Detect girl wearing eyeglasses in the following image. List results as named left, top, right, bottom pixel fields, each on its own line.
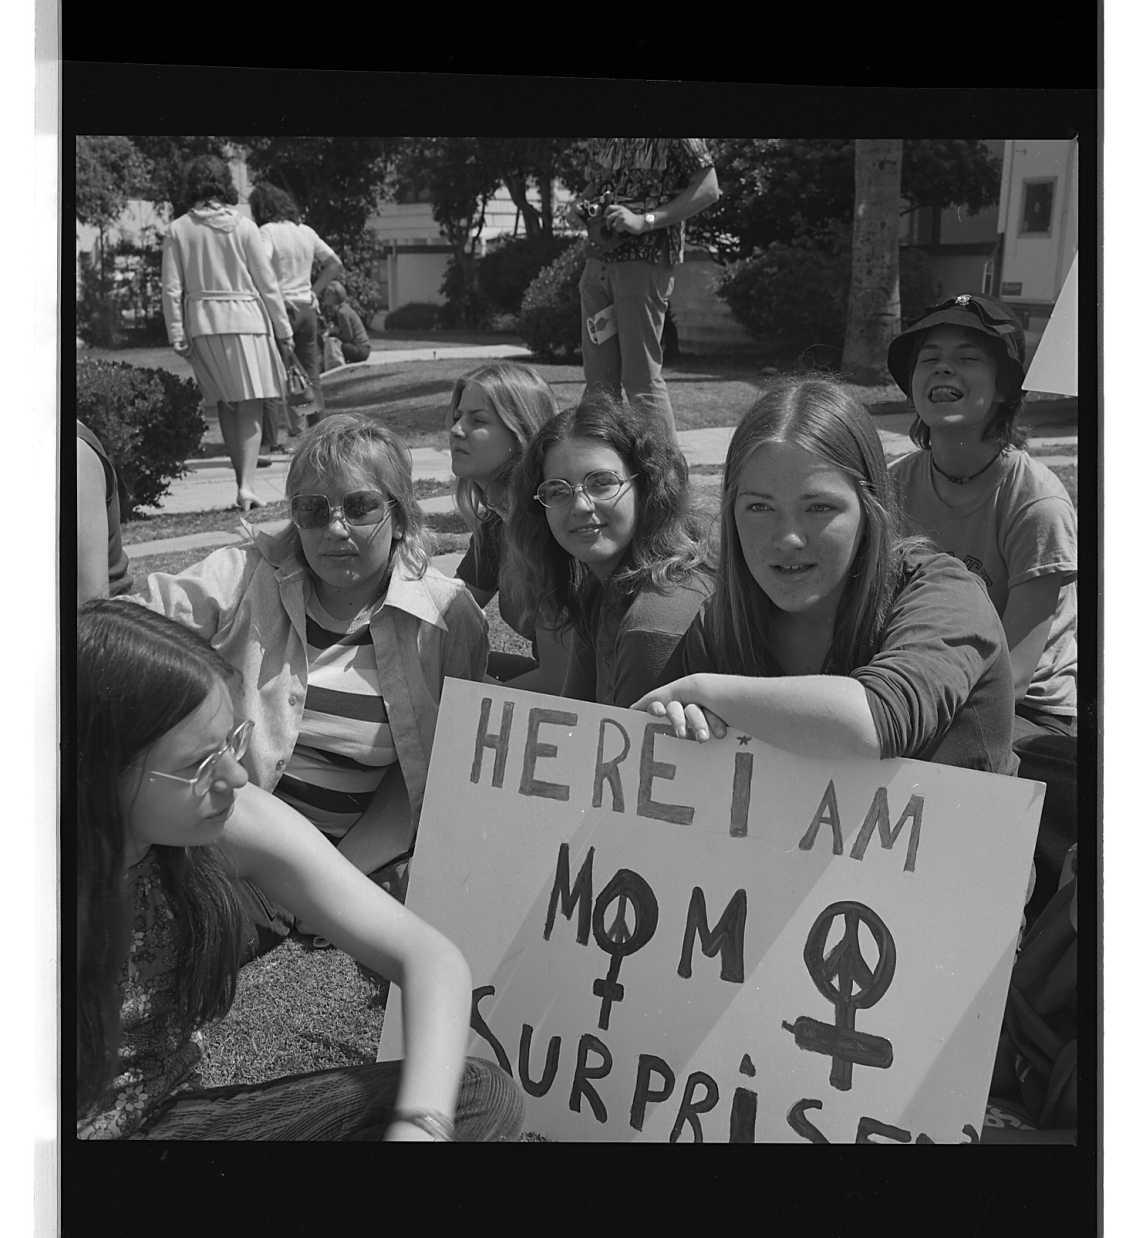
left=129, top=413, right=488, bottom=917
left=448, top=362, right=569, bottom=692
left=631, top=379, right=1017, bottom=776
left=76, top=600, right=522, bottom=1141
left=506, top=392, right=715, bottom=709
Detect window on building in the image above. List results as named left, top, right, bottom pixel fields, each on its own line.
left=1019, top=179, right=1056, bottom=237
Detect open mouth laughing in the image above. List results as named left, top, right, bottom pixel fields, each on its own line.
left=927, top=385, right=964, bottom=403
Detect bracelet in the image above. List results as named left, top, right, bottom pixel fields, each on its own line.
left=390, top=1109, right=455, bottom=1141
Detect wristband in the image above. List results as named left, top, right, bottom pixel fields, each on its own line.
left=390, top=1109, right=455, bottom=1141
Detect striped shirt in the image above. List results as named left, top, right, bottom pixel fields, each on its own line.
left=274, top=595, right=397, bottom=837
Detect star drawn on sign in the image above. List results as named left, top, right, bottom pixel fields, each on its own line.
left=737, top=735, right=752, bottom=745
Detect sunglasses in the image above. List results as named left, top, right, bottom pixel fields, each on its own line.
left=533, top=470, right=638, bottom=509
left=127, top=720, right=255, bottom=797
left=291, top=491, right=392, bottom=529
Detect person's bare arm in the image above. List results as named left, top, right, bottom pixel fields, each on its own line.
left=604, top=166, right=721, bottom=236
left=1001, top=574, right=1065, bottom=702
left=77, top=439, right=110, bottom=605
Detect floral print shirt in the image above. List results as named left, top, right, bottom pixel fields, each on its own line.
left=77, top=851, right=205, bottom=1140
left=584, top=138, right=715, bottom=265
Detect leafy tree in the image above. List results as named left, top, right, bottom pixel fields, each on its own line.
left=233, top=136, right=398, bottom=248
left=75, top=136, right=149, bottom=230
left=127, top=135, right=230, bottom=217
left=689, top=138, right=1002, bottom=260
left=478, top=139, right=589, bottom=239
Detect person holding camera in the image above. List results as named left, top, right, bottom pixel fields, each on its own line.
left=572, top=139, right=719, bottom=441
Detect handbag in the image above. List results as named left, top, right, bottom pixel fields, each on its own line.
left=286, top=358, right=315, bottom=408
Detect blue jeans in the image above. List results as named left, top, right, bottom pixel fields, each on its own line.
left=136, top=1056, right=524, bottom=1141
left=579, top=257, right=676, bottom=437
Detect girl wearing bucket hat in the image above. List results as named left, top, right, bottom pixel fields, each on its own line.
left=888, top=294, right=1077, bottom=925
left=886, top=293, right=1077, bottom=748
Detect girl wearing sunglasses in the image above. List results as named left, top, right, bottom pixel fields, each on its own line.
left=77, top=600, right=522, bottom=1141
left=506, top=392, right=715, bottom=709
left=130, top=413, right=488, bottom=920
left=632, top=379, right=1017, bottom=776
left=449, top=362, right=569, bottom=692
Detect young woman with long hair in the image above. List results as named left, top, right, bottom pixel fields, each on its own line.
left=77, top=600, right=522, bottom=1140
left=131, top=414, right=488, bottom=912
left=448, top=361, right=568, bottom=690
left=506, top=391, right=715, bottom=709
left=633, top=378, right=1017, bottom=773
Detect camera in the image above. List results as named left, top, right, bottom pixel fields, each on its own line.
left=576, top=191, right=615, bottom=221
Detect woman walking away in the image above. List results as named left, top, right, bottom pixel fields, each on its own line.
left=448, top=362, right=567, bottom=690
left=76, top=600, right=523, bottom=1140
left=634, top=377, right=1017, bottom=775
left=508, top=392, right=715, bottom=709
left=161, top=155, right=295, bottom=512
left=249, top=182, right=343, bottom=443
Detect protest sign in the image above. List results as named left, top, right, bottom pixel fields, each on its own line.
left=380, top=680, right=1043, bottom=1143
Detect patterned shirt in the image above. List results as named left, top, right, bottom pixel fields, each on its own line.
left=585, top=138, right=715, bottom=265
left=77, top=851, right=206, bottom=1140
left=274, top=594, right=399, bottom=838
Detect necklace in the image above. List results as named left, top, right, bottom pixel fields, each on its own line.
left=930, top=451, right=1003, bottom=485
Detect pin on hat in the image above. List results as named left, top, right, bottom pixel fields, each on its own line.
left=887, top=293, right=1027, bottom=397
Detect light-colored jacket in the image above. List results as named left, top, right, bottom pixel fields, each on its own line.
left=161, top=208, right=293, bottom=345
left=129, top=527, right=489, bottom=826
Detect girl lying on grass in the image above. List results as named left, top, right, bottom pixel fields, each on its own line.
left=507, top=392, right=715, bottom=709
left=77, top=601, right=523, bottom=1140
left=632, top=378, right=1017, bottom=774
left=129, top=414, right=488, bottom=919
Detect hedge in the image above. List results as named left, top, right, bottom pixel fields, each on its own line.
left=517, top=238, right=589, bottom=360
left=76, top=360, right=206, bottom=518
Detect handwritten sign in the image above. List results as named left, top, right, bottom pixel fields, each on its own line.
left=379, top=681, right=1043, bottom=1143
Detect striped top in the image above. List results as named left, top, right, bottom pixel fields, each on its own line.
left=274, top=594, right=397, bottom=837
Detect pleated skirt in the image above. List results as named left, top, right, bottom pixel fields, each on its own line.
left=189, top=333, right=285, bottom=406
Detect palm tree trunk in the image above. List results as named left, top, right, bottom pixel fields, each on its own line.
left=843, top=139, right=904, bottom=384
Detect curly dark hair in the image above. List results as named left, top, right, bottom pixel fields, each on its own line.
left=181, top=155, right=238, bottom=209
left=505, top=392, right=714, bottom=638
left=248, top=181, right=302, bottom=227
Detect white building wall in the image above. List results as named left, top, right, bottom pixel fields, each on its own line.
left=998, top=140, right=1078, bottom=304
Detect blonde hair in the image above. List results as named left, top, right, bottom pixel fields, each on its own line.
left=285, top=413, right=433, bottom=578
left=448, top=362, right=558, bottom=536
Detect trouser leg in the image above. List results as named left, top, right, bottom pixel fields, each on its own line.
left=608, top=259, right=676, bottom=439
left=579, top=258, right=622, bottom=398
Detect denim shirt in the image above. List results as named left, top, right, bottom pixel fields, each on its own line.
left=129, top=527, right=489, bottom=825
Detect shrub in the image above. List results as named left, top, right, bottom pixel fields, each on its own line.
left=479, top=235, right=576, bottom=318
left=517, top=238, right=589, bottom=361
left=384, top=301, right=442, bottom=332
left=76, top=360, right=206, bottom=518
left=438, top=256, right=491, bottom=330
left=334, top=231, right=386, bottom=328
left=717, top=241, right=943, bottom=355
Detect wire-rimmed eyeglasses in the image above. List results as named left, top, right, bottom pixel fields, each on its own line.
left=533, top=470, right=638, bottom=509
left=127, top=720, right=255, bottom=797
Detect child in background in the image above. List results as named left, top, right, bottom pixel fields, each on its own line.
left=886, top=294, right=1077, bottom=919
left=77, top=601, right=522, bottom=1141
left=634, top=378, right=1017, bottom=775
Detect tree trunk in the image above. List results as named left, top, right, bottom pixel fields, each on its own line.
left=843, top=139, right=903, bottom=384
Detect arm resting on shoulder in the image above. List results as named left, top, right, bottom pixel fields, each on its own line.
left=77, top=439, right=110, bottom=605
left=632, top=672, right=881, bottom=759
left=1002, top=573, right=1065, bottom=701
left=224, top=784, right=472, bottom=1137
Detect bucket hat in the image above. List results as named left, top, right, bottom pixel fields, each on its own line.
left=887, top=293, right=1027, bottom=397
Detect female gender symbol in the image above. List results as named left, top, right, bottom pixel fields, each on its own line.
left=591, top=870, right=659, bottom=1030
left=782, top=900, right=896, bottom=1091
